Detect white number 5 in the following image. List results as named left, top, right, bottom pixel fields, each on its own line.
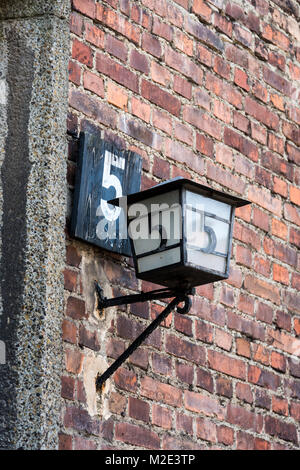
left=99, top=150, right=123, bottom=222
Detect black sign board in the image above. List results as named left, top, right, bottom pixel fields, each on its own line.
left=71, top=132, right=142, bottom=256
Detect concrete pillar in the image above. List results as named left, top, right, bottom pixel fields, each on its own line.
left=0, top=0, right=70, bottom=449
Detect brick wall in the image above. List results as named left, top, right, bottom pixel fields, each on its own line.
left=60, top=0, right=300, bottom=450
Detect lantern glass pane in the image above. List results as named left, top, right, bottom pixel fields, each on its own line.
left=185, top=190, right=232, bottom=275
left=128, top=190, right=182, bottom=273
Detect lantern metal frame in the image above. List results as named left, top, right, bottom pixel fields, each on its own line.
left=95, top=178, right=250, bottom=390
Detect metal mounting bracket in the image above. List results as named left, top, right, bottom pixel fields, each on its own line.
left=95, top=283, right=194, bottom=390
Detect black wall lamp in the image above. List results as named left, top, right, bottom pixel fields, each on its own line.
left=96, top=178, right=249, bottom=390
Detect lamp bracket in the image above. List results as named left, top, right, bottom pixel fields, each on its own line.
left=95, top=282, right=195, bottom=311
left=95, top=283, right=195, bottom=390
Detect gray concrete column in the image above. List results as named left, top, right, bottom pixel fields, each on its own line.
left=0, top=0, right=70, bottom=449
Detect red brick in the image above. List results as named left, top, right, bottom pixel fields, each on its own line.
left=141, top=376, right=182, bottom=407
left=79, top=326, right=100, bottom=351
left=176, top=413, right=193, bottom=435
left=152, top=109, right=172, bottom=135
left=196, top=44, right=213, bottom=67
left=245, top=96, right=279, bottom=131
left=114, top=367, right=138, bottom=392
left=244, top=275, right=280, bottom=305
left=236, top=338, right=251, bottom=358
left=83, top=71, right=104, bottom=98
left=109, top=392, right=126, bottom=415
left=165, top=139, right=204, bottom=174
left=226, top=404, right=258, bottom=431
left=96, top=53, right=138, bottom=92
left=152, top=404, right=172, bottom=429
left=141, top=79, right=181, bottom=116
left=166, top=333, right=205, bottom=364
left=106, top=34, right=128, bottom=62
left=236, top=382, right=253, bottom=404
left=265, top=416, right=298, bottom=445
left=253, top=254, right=271, bottom=277
left=185, top=15, right=224, bottom=52
left=174, top=31, right=193, bottom=56
left=284, top=203, right=300, bottom=227
left=216, top=376, right=233, bottom=398
left=107, top=82, right=128, bottom=110
left=128, top=397, right=150, bottom=422
left=62, top=319, right=77, bottom=344
left=214, top=12, right=232, bottom=37
left=282, top=120, right=300, bottom=146
left=263, top=66, right=290, bottom=95
left=213, top=99, right=231, bottom=124
left=152, top=156, right=170, bottom=179
left=174, top=122, right=193, bottom=145
left=228, top=311, right=265, bottom=341
left=196, top=368, right=213, bottom=393
left=152, top=353, right=172, bottom=376
left=59, top=433, right=72, bottom=450
left=252, top=80, right=268, bottom=103
left=248, top=186, right=282, bottom=217
left=152, top=16, right=173, bottom=42
left=130, top=49, right=149, bottom=74
left=217, top=426, right=234, bottom=446
left=151, top=61, right=171, bottom=87
left=234, top=68, right=250, bottom=91
left=215, top=143, right=233, bottom=167
left=173, top=76, right=192, bottom=99
left=253, top=344, right=269, bottom=365
left=192, top=0, right=212, bottom=22
left=73, top=437, right=97, bottom=450
left=290, top=186, right=300, bottom=207
left=61, top=376, right=75, bottom=401
left=273, top=177, right=288, bottom=198
left=248, top=365, right=280, bottom=391
left=252, top=207, right=269, bottom=231
left=96, top=5, right=140, bottom=44
left=142, top=32, right=162, bottom=58
left=233, top=222, right=261, bottom=251
left=206, top=72, right=243, bottom=109
left=131, top=97, right=151, bottom=123
left=195, top=319, right=213, bottom=343
left=176, top=361, right=193, bottom=384
left=238, top=294, right=254, bottom=316
left=236, top=245, right=252, bottom=267
left=224, top=128, right=258, bottom=161
left=251, top=122, right=267, bottom=145
left=70, top=12, right=83, bottom=36
left=214, top=328, right=232, bottom=351
left=233, top=111, right=250, bottom=135
left=65, top=349, right=84, bottom=375
left=165, top=47, right=203, bottom=85
left=207, top=162, right=246, bottom=195
left=214, top=56, right=231, bottom=80
left=66, top=296, right=86, bottom=320
left=184, top=390, right=225, bottom=420
left=115, top=422, right=160, bottom=449
left=271, top=351, right=286, bottom=373
left=196, top=417, right=217, bottom=443
left=69, top=88, right=118, bottom=128
left=72, top=39, right=93, bottom=67
left=85, top=23, right=105, bottom=48
left=72, top=0, right=95, bottom=19
left=208, top=349, right=246, bottom=380
left=69, top=60, right=81, bottom=85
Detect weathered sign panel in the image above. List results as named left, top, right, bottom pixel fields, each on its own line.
left=71, top=132, right=142, bottom=256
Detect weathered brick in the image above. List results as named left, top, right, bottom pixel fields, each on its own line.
left=72, top=0, right=95, bottom=18
left=141, top=376, right=182, bottom=407
left=115, top=422, right=160, bottom=449
left=265, top=416, right=298, bottom=445
left=184, top=390, right=225, bottom=420
left=128, top=397, right=150, bottom=423
left=141, top=79, right=181, bottom=116
left=96, top=4, right=140, bottom=44
left=152, top=404, right=172, bottom=429
left=166, top=333, right=205, bottom=364
left=208, top=349, right=246, bottom=380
